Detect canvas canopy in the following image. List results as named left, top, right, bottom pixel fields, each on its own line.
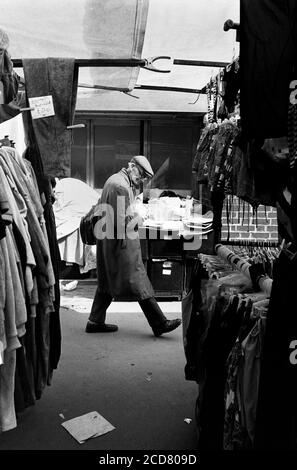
left=0, top=0, right=239, bottom=112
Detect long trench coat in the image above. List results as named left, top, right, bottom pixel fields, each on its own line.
left=94, top=168, right=154, bottom=300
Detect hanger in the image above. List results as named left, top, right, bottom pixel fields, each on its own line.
left=221, top=239, right=280, bottom=248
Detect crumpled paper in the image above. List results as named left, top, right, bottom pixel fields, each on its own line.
left=61, top=411, right=115, bottom=444
left=184, top=418, right=192, bottom=424
left=61, top=280, right=78, bottom=291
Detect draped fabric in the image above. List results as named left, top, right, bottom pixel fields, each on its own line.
left=0, top=0, right=149, bottom=93
left=255, top=246, right=297, bottom=450
left=240, top=0, right=297, bottom=139
left=0, top=48, right=21, bottom=124
left=0, top=145, right=61, bottom=432
left=241, top=0, right=297, bottom=247
left=183, top=248, right=280, bottom=450
left=23, top=58, right=78, bottom=178
left=21, top=140, right=62, bottom=377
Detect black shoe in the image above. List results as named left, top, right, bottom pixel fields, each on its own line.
left=153, top=319, right=181, bottom=337
left=85, top=322, right=118, bottom=333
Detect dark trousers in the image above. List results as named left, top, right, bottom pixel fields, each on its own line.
left=89, top=287, right=167, bottom=329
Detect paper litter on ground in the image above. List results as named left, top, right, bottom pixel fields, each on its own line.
left=60, top=295, right=93, bottom=312
left=184, top=418, right=192, bottom=424
left=61, top=280, right=78, bottom=291
left=61, top=411, right=115, bottom=444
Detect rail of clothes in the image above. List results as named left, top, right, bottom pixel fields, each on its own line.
left=0, top=144, right=61, bottom=434
left=182, top=242, right=297, bottom=450
left=205, top=57, right=240, bottom=126
left=192, top=118, right=290, bottom=214
left=194, top=53, right=290, bottom=214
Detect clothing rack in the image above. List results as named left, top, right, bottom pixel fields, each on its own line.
left=223, top=19, right=240, bottom=32
left=219, top=239, right=280, bottom=248
left=12, top=58, right=154, bottom=69
left=173, top=59, right=229, bottom=68
left=223, top=19, right=240, bottom=42
left=134, top=84, right=205, bottom=94
left=215, top=243, right=251, bottom=278
left=12, top=57, right=229, bottom=71
left=11, top=57, right=232, bottom=96
left=215, top=243, right=273, bottom=297
left=80, top=82, right=206, bottom=95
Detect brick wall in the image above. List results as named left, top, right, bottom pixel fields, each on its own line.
left=220, top=196, right=279, bottom=242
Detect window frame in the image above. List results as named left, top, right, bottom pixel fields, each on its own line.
left=72, top=111, right=203, bottom=189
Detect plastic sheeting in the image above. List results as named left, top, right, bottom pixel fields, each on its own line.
left=0, top=0, right=148, bottom=91
left=0, top=0, right=239, bottom=112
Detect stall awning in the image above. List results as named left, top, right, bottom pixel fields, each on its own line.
left=0, top=0, right=239, bottom=113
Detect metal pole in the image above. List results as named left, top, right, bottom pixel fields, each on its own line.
left=12, top=58, right=148, bottom=68
left=12, top=58, right=229, bottom=69
left=134, top=84, right=204, bottom=94
left=173, top=59, right=229, bottom=68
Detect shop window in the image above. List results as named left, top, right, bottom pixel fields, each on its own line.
left=94, top=120, right=141, bottom=188
left=149, top=121, right=197, bottom=193
left=71, top=124, right=88, bottom=182
left=70, top=115, right=201, bottom=192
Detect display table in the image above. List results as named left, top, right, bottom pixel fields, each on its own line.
left=138, top=218, right=215, bottom=300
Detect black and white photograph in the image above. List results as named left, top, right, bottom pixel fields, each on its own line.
left=0, top=0, right=296, bottom=465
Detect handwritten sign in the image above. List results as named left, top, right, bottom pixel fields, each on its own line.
left=28, top=95, right=55, bottom=120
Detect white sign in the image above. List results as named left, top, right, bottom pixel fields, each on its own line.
left=162, top=269, right=171, bottom=276
left=28, top=95, right=55, bottom=120
left=289, top=340, right=297, bottom=365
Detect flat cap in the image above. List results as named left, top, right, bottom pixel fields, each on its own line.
left=131, top=155, right=154, bottom=177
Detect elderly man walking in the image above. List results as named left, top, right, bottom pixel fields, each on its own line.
left=85, top=155, right=181, bottom=337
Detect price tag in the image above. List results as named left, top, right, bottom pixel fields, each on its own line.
left=29, top=95, right=55, bottom=120
left=162, top=269, right=171, bottom=276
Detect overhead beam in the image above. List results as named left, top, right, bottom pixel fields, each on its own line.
left=12, top=58, right=230, bottom=69
left=11, top=58, right=148, bottom=68
left=134, top=84, right=205, bottom=94
left=173, top=59, right=229, bottom=68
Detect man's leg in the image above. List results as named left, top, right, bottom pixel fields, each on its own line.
left=138, top=297, right=181, bottom=337
left=85, top=288, right=118, bottom=333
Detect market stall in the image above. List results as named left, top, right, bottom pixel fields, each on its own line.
left=3, top=0, right=296, bottom=456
